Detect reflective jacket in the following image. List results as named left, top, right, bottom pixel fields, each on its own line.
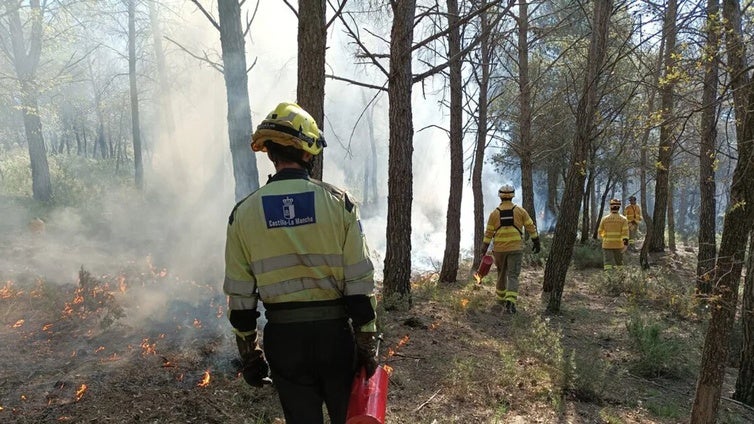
left=598, top=212, right=629, bottom=249
left=224, top=168, right=376, bottom=332
left=624, top=204, right=642, bottom=223
left=483, top=201, right=539, bottom=252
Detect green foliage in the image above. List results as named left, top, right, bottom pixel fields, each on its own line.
left=563, top=347, right=611, bottom=403
left=572, top=241, right=604, bottom=270
left=625, top=312, right=686, bottom=378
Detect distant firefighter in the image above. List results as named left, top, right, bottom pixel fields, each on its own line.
left=623, top=196, right=642, bottom=251
left=28, top=217, right=45, bottom=235
left=598, top=199, right=629, bottom=271
left=479, top=184, right=540, bottom=314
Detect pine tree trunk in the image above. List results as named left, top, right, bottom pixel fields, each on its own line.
left=297, top=0, right=326, bottom=180
left=543, top=0, right=612, bottom=307
left=517, top=0, right=536, bottom=228
left=218, top=0, right=259, bottom=201
left=383, top=0, right=416, bottom=302
left=439, top=0, right=463, bottom=283
left=128, top=0, right=143, bottom=190
left=734, top=231, right=754, bottom=405
left=649, top=0, right=678, bottom=252
left=691, top=1, right=754, bottom=420
left=471, top=2, right=491, bottom=271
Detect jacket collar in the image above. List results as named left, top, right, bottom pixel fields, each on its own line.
left=267, top=168, right=309, bottom=183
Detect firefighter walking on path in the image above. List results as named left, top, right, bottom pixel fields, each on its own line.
left=223, top=102, right=378, bottom=424
left=599, top=198, right=630, bottom=271
left=623, top=195, right=642, bottom=251
left=480, top=184, right=540, bottom=314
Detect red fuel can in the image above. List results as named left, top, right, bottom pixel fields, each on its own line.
left=476, top=254, right=494, bottom=278
left=346, top=365, right=389, bottom=424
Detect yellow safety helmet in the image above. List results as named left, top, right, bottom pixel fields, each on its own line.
left=251, top=102, right=326, bottom=156
left=498, top=184, right=515, bottom=199
left=609, top=198, right=621, bottom=208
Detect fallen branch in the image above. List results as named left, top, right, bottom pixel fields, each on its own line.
left=413, top=388, right=442, bottom=412
left=721, top=396, right=754, bottom=414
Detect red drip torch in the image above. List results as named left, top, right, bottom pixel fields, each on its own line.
left=475, top=254, right=494, bottom=278
left=346, top=335, right=388, bottom=424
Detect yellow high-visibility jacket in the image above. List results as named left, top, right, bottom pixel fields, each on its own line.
left=624, top=204, right=642, bottom=223
left=598, top=212, right=629, bottom=249
left=224, top=169, right=376, bottom=332
left=483, top=201, right=539, bottom=252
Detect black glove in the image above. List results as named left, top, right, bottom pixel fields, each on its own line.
left=623, top=239, right=629, bottom=246
left=355, top=332, right=378, bottom=378
left=236, top=333, right=269, bottom=387
left=532, top=238, right=541, bottom=254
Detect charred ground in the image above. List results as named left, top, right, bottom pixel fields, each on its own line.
left=1, top=222, right=753, bottom=423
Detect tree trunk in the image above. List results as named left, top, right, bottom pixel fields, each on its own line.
left=580, top=167, right=594, bottom=244
left=471, top=1, right=491, bottom=270
left=5, top=0, right=52, bottom=202
left=667, top=170, right=676, bottom=251
left=649, top=0, right=678, bottom=252
left=439, top=0, right=463, bottom=283
left=691, top=1, right=754, bottom=421
left=545, top=164, right=559, bottom=233
left=383, top=0, right=416, bottom=302
left=543, top=0, right=612, bottom=306
left=517, top=0, right=536, bottom=228
left=734, top=230, right=754, bottom=405
left=698, top=1, right=724, bottom=290
left=128, top=0, right=144, bottom=190
left=297, top=0, right=326, bottom=180
left=218, top=0, right=259, bottom=202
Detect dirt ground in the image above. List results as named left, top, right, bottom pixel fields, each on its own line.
left=2, top=232, right=754, bottom=423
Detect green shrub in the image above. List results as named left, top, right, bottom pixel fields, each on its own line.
left=572, top=241, right=603, bottom=270
left=625, top=313, right=686, bottom=378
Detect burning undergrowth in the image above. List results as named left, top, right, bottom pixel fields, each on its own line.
left=0, top=259, right=281, bottom=423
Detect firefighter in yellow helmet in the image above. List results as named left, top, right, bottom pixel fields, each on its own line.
left=480, top=184, right=540, bottom=314
left=223, top=102, right=378, bottom=424
left=598, top=199, right=629, bottom=270
left=623, top=195, right=642, bottom=251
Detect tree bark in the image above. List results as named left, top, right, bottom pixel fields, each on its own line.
left=218, top=0, right=259, bottom=201
left=128, top=0, right=144, bottom=190
left=297, top=0, right=327, bottom=180
left=543, top=0, right=612, bottom=308
left=383, top=0, right=416, bottom=301
left=648, top=0, right=678, bottom=252
left=471, top=1, right=491, bottom=270
left=734, top=230, right=754, bottom=405
left=691, top=1, right=754, bottom=421
left=517, top=0, right=536, bottom=228
left=5, top=0, right=52, bottom=201
left=439, top=0, right=463, bottom=283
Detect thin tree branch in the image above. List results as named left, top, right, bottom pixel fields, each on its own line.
left=325, top=73, right=388, bottom=91
left=164, top=35, right=223, bottom=73
left=188, top=0, right=220, bottom=31
left=325, top=0, right=348, bottom=30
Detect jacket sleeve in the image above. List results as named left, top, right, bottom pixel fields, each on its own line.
left=341, top=198, right=377, bottom=333
left=483, top=209, right=498, bottom=244
left=223, top=209, right=259, bottom=335
left=598, top=217, right=606, bottom=239
left=519, top=208, right=539, bottom=239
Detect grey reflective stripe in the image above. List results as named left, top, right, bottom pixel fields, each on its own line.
left=344, top=279, right=374, bottom=296
left=258, top=276, right=341, bottom=298
left=228, top=295, right=258, bottom=310
left=224, top=276, right=256, bottom=297
left=343, top=258, right=373, bottom=280
left=251, top=253, right=344, bottom=274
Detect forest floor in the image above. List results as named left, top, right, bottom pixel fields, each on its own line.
left=1, top=213, right=754, bottom=423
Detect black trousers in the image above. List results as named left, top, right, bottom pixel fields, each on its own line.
left=263, top=318, right=355, bottom=424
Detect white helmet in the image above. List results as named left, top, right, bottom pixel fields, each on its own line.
left=498, top=184, right=515, bottom=199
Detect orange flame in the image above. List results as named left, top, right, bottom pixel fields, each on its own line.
left=397, top=335, right=410, bottom=348
left=12, top=319, right=24, bottom=328
left=75, top=384, right=87, bottom=401
left=95, top=346, right=105, bottom=354
left=118, top=275, right=127, bottom=293
left=0, top=281, right=16, bottom=299
left=21, top=394, right=27, bottom=401
left=193, top=319, right=202, bottom=328
left=383, top=364, right=394, bottom=375
left=141, top=338, right=157, bottom=356
left=474, top=273, right=482, bottom=284
left=197, top=370, right=211, bottom=387
left=42, top=323, right=53, bottom=331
